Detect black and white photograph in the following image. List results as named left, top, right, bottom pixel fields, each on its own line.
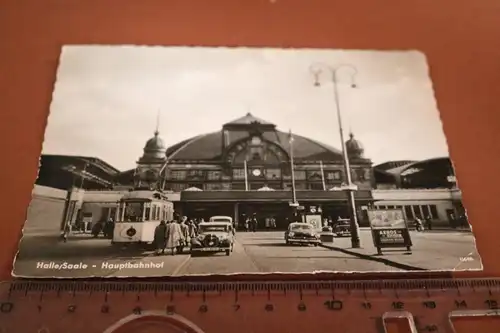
left=13, top=46, right=482, bottom=278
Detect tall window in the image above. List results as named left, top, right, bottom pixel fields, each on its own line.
left=412, top=205, right=422, bottom=219
left=421, top=205, right=430, bottom=219
left=150, top=205, right=156, bottom=220
left=169, top=170, right=186, bottom=180
left=404, top=206, right=414, bottom=220
left=232, top=168, right=245, bottom=180
left=429, top=205, right=438, bottom=219
left=249, top=136, right=263, bottom=160
left=207, top=171, right=221, bottom=180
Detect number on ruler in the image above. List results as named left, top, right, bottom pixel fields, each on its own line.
left=485, top=299, right=498, bottom=309
left=233, top=304, right=241, bottom=311
left=198, top=304, right=208, bottom=313
left=132, top=306, right=142, bottom=315
left=392, top=301, right=404, bottom=310
left=423, top=301, right=436, bottom=309
left=297, top=302, right=306, bottom=311
left=324, top=300, right=343, bottom=311
left=67, top=305, right=77, bottom=313
left=100, top=305, right=110, bottom=313
left=361, top=302, right=372, bottom=309
left=265, top=304, right=274, bottom=312
left=455, top=300, right=467, bottom=309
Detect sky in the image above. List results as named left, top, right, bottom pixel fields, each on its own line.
left=42, top=46, right=450, bottom=171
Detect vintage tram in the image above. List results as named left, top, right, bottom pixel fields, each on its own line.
left=111, top=190, right=174, bottom=247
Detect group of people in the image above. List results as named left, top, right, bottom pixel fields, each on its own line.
left=91, top=218, right=115, bottom=239
left=415, top=216, right=433, bottom=232
left=153, top=216, right=198, bottom=255
left=241, top=215, right=277, bottom=232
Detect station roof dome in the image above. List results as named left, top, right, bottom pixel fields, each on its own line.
left=165, top=113, right=346, bottom=162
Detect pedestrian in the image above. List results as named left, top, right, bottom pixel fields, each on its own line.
left=165, top=219, right=182, bottom=255
left=103, top=217, right=115, bottom=239
left=91, top=221, right=103, bottom=238
left=425, top=216, right=433, bottom=231
left=187, top=219, right=197, bottom=238
left=244, top=217, right=250, bottom=232
left=251, top=214, right=258, bottom=232
left=153, top=220, right=167, bottom=255
left=60, top=220, right=71, bottom=243
left=177, top=216, right=189, bottom=254
left=415, top=217, right=424, bottom=232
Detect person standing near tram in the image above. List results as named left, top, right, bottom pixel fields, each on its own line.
left=165, top=219, right=183, bottom=255
left=153, top=220, right=167, bottom=255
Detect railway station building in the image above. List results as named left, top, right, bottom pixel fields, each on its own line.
left=114, top=113, right=375, bottom=228
left=33, top=114, right=465, bottom=232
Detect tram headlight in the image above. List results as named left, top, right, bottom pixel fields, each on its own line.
left=288, top=232, right=295, bottom=237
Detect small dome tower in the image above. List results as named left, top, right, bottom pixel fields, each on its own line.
left=345, top=132, right=364, bottom=159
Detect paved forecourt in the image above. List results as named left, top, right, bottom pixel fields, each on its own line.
left=321, top=229, right=482, bottom=271
left=12, top=228, right=480, bottom=278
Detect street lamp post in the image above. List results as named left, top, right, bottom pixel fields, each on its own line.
left=309, top=63, right=361, bottom=248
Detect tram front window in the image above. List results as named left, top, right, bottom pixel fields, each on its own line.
left=123, top=202, right=144, bottom=222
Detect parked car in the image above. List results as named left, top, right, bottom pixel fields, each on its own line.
left=209, top=215, right=233, bottom=223
left=209, top=215, right=235, bottom=229
left=333, top=219, right=351, bottom=237
left=190, top=222, right=235, bottom=256
left=285, top=222, right=321, bottom=246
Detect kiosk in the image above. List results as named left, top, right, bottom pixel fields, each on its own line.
left=367, top=208, right=412, bottom=255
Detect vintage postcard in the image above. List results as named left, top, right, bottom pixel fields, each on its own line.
left=12, top=46, right=482, bottom=278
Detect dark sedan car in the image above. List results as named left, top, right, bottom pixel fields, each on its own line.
left=285, top=222, right=321, bottom=246
left=333, top=219, right=351, bottom=237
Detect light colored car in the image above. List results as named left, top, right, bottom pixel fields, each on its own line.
left=209, top=215, right=235, bottom=230
left=191, top=222, right=235, bottom=256
left=209, top=215, right=233, bottom=223
left=285, top=222, right=321, bottom=246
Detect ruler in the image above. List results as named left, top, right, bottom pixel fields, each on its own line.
left=1, top=279, right=500, bottom=333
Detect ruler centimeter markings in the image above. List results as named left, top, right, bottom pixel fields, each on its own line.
left=1, top=279, right=500, bottom=333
